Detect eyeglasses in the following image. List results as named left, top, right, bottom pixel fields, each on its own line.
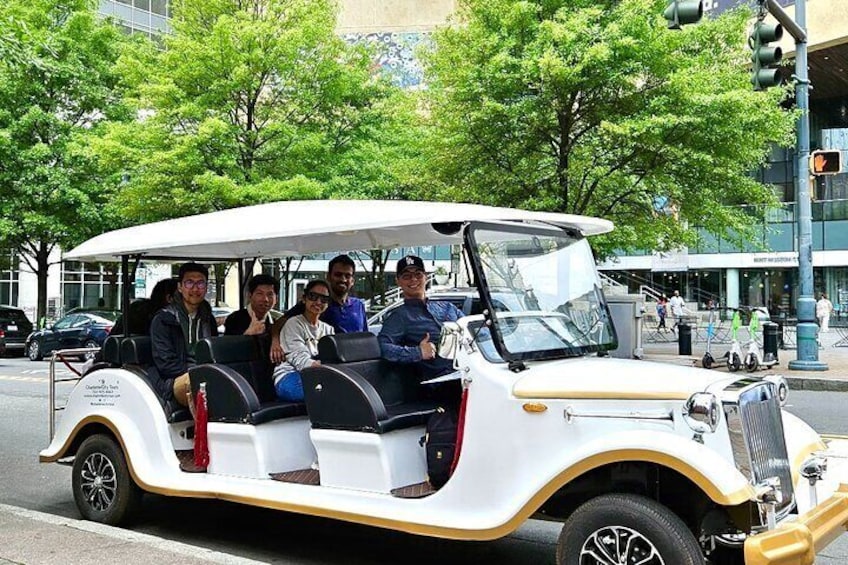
left=181, top=279, right=208, bottom=290
left=304, top=291, right=331, bottom=304
left=399, top=270, right=426, bottom=281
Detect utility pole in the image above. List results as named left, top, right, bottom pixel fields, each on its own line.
left=762, top=0, right=827, bottom=370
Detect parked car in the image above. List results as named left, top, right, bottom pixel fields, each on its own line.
left=26, top=312, right=115, bottom=361
left=368, top=287, right=525, bottom=334
left=0, top=305, right=34, bottom=357
left=212, top=307, right=235, bottom=334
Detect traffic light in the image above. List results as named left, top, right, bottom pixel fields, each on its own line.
left=750, top=21, right=784, bottom=90
left=664, top=0, right=703, bottom=30
left=810, top=150, right=843, bottom=175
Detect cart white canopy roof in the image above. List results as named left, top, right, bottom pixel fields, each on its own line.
left=65, top=200, right=614, bottom=262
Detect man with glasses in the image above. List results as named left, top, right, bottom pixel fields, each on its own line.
left=378, top=255, right=463, bottom=380
left=269, top=254, right=367, bottom=363
left=224, top=274, right=279, bottom=336
left=150, top=262, right=218, bottom=407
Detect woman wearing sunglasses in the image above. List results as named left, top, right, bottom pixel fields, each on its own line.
left=272, top=279, right=334, bottom=402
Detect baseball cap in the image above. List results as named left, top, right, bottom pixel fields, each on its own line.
left=397, top=255, right=426, bottom=275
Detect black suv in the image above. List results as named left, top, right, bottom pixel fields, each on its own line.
left=0, top=305, right=34, bottom=357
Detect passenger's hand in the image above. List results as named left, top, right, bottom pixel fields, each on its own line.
left=270, top=341, right=285, bottom=364
left=419, top=333, right=436, bottom=360
left=244, top=318, right=266, bottom=336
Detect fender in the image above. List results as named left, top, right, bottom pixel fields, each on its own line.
left=39, top=368, right=194, bottom=491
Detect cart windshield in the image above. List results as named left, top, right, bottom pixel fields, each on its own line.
left=468, top=224, right=617, bottom=362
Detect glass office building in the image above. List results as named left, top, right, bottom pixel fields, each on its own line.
left=98, top=0, right=171, bottom=38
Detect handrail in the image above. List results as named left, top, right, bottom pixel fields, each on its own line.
left=598, top=272, right=626, bottom=290
left=363, top=273, right=438, bottom=310
left=48, top=347, right=97, bottom=441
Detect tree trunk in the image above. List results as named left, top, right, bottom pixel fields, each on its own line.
left=35, top=242, right=50, bottom=328
left=358, top=250, right=390, bottom=307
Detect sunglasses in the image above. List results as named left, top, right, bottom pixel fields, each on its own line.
left=304, top=291, right=331, bottom=304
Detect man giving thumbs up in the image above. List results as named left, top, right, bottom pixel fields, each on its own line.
left=378, top=255, right=463, bottom=380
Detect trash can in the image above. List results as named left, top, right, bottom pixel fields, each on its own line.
left=763, top=322, right=779, bottom=363
left=678, top=323, right=692, bottom=356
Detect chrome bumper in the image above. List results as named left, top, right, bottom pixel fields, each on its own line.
left=744, top=484, right=848, bottom=565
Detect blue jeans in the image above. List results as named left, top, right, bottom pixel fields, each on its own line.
left=275, top=371, right=304, bottom=402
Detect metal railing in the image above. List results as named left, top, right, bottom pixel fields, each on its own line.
left=363, top=273, right=439, bottom=311
left=48, top=347, right=98, bottom=441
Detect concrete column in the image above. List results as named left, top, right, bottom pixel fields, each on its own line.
left=726, top=268, right=740, bottom=309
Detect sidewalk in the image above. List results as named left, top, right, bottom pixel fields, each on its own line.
left=0, top=504, right=267, bottom=565
left=642, top=328, right=848, bottom=392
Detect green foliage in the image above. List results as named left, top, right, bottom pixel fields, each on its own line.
left=0, top=2, right=130, bottom=246
left=0, top=0, right=133, bottom=319
left=421, top=0, right=797, bottom=256
left=98, top=0, right=405, bottom=222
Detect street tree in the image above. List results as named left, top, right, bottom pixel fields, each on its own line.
left=96, top=0, right=396, bottom=225
left=0, top=0, right=132, bottom=323
left=421, top=0, right=797, bottom=257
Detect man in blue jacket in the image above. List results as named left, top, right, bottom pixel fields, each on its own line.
left=378, top=255, right=463, bottom=380
left=150, top=262, right=218, bottom=407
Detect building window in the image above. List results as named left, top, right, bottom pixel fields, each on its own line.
left=61, top=262, right=123, bottom=312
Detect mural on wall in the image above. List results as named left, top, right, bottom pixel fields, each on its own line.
left=344, top=32, right=431, bottom=89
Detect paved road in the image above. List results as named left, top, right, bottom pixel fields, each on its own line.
left=2, top=356, right=848, bottom=564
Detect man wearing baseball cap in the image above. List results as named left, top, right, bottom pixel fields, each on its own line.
left=378, top=255, right=463, bottom=380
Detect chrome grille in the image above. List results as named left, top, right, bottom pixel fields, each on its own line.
left=723, top=382, right=794, bottom=517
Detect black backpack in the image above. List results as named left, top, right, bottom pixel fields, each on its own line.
left=423, top=406, right=459, bottom=488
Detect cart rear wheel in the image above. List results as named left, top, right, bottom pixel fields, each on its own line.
left=72, top=434, right=142, bottom=526
left=556, top=493, right=703, bottom=565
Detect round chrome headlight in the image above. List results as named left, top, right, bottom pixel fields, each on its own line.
left=763, top=375, right=789, bottom=406
left=683, top=392, right=720, bottom=434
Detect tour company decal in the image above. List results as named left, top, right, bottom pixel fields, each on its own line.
left=84, top=378, right=121, bottom=407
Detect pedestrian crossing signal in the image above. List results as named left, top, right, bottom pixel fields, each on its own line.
left=810, top=150, right=842, bottom=175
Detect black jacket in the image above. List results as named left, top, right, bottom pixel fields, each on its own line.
left=149, top=296, right=217, bottom=400
left=223, top=309, right=272, bottom=336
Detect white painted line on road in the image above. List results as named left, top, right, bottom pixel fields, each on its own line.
left=0, top=375, right=45, bottom=383
left=0, top=503, right=270, bottom=565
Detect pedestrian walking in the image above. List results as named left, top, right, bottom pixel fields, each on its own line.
left=817, top=292, right=834, bottom=333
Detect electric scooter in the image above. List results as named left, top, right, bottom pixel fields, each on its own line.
left=702, top=307, right=735, bottom=369
left=741, top=309, right=779, bottom=372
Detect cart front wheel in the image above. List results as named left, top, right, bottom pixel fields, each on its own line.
left=556, top=493, right=703, bottom=565
left=702, top=352, right=714, bottom=369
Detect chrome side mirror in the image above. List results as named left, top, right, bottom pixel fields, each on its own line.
left=439, top=321, right=461, bottom=360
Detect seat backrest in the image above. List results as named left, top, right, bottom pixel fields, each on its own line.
left=102, top=335, right=123, bottom=365
left=318, top=332, right=381, bottom=363
left=195, top=335, right=276, bottom=402
left=318, top=332, right=422, bottom=407
left=120, top=336, right=153, bottom=366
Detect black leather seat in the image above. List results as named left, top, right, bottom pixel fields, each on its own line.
left=115, top=335, right=191, bottom=423
left=188, top=335, right=306, bottom=425
left=300, top=332, right=438, bottom=434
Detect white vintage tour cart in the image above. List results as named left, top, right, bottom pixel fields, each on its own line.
left=40, top=200, right=848, bottom=565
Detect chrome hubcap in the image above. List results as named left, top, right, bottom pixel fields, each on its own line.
left=79, top=453, right=117, bottom=512
left=579, top=526, right=664, bottom=565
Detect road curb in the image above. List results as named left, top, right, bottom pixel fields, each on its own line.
left=786, top=377, right=848, bottom=392
left=0, top=503, right=268, bottom=565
